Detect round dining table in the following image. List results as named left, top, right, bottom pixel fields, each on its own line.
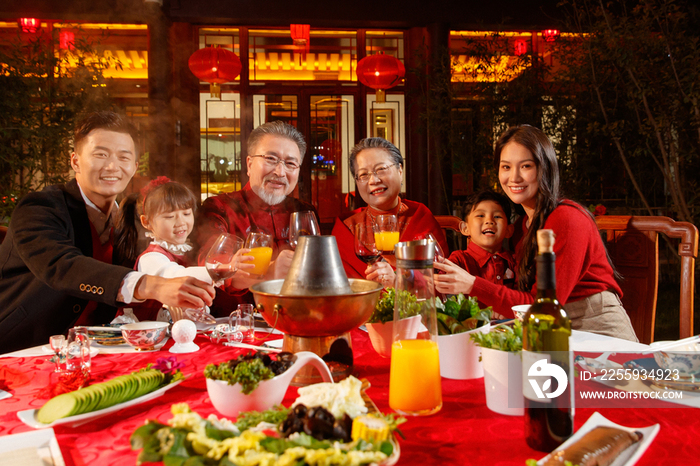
left=0, top=328, right=698, bottom=465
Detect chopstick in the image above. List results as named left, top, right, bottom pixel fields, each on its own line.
left=223, top=341, right=283, bottom=352
left=641, top=334, right=700, bottom=354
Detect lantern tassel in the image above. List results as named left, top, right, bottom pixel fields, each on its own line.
left=376, top=89, right=386, bottom=103
left=210, top=83, right=221, bottom=99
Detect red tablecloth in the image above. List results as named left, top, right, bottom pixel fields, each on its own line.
left=1, top=331, right=698, bottom=465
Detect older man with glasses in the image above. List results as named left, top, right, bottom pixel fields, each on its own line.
left=331, top=137, right=448, bottom=287
left=192, top=120, right=317, bottom=315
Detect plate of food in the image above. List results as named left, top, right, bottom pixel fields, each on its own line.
left=0, top=428, right=65, bottom=466
left=18, top=365, right=184, bottom=429
left=533, top=412, right=659, bottom=466
left=130, top=373, right=403, bottom=466
left=85, top=327, right=126, bottom=346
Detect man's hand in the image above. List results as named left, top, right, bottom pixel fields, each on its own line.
left=134, top=275, right=215, bottom=309
left=268, top=249, right=295, bottom=279
left=433, top=258, right=476, bottom=295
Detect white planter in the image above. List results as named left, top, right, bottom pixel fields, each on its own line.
left=437, top=324, right=490, bottom=380
left=366, top=315, right=422, bottom=358
left=481, top=347, right=523, bottom=416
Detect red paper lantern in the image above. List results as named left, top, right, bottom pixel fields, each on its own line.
left=290, top=24, right=310, bottom=45
left=542, top=29, right=560, bottom=42
left=514, top=39, right=527, bottom=56
left=60, top=31, right=75, bottom=50
left=188, top=45, right=242, bottom=98
left=355, top=52, right=405, bottom=103
left=18, top=18, right=39, bottom=33
left=290, top=24, right=311, bottom=59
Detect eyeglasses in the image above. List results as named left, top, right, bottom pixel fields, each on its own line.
left=354, top=163, right=399, bottom=183
left=249, top=154, right=300, bottom=172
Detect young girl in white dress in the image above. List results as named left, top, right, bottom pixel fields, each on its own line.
left=117, top=177, right=250, bottom=321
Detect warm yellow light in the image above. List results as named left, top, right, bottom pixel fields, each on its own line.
left=212, top=66, right=218, bottom=72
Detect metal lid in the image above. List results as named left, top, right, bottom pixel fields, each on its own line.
left=279, top=235, right=353, bottom=296
left=395, top=239, right=435, bottom=262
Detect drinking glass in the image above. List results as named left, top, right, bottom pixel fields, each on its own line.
left=66, top=327, right=91, bottom=373
left=354, top=223, right=382, bottom=265
left=49, top=334, right=66, bottom=373
left=425, top=232, right=445, bottom=263
left=244, top=232, right=273, bottom=277
left=289, top=211, right=320, bottom=250
left=234, top=303, right=254, bottom=342
left=205, top=233, right=245, bottom=287
left=373, top=214, right=400, bottom=254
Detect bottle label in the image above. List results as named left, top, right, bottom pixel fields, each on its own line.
left=522, top=350, right=574, bottom=405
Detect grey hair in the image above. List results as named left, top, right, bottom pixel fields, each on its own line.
left=247, top=120, right=307, bottom=162
left=348, top=137, right=404, bottom=176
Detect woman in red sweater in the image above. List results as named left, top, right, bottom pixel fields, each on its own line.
left=434, top=125, right=637, bottom=341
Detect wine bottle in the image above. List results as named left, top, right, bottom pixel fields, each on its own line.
left=522, top=229, right=574, bottom=452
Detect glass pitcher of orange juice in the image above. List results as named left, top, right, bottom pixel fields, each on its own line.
left=389, top=239, right=442, bottom=416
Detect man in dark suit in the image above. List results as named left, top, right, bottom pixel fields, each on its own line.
left=0, top=112, right=215, bottom=353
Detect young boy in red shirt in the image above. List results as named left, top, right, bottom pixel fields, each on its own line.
left=447, top=191, right=516, bottom=316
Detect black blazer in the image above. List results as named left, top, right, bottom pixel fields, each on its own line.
left=0, top=179, right=133, bottom=353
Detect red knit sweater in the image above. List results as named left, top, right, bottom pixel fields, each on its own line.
left=471, top=201, right=622, bottom=318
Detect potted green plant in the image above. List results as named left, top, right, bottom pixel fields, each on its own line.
left=470, top=321, right=524, bottom=416
left=365, top=288, right=422, bottom=358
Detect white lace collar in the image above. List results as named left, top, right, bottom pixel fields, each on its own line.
left=145, top=232, right=193, bottom=254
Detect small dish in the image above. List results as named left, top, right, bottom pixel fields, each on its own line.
left=649, top=340, right=700, bottom=377
left=575, top=354, right=622, bottom=377
left=0, top=428, right=64, bottom=466
left=623, top=358, right=700, bottom=392
left=18, top=380, right=183, bottom=429
left=537, top=411, right=659, bottom=466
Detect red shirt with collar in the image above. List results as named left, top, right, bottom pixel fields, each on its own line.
left=448, top=241, right=515, bottom=287
left=192, top=183, right=316, bottom=315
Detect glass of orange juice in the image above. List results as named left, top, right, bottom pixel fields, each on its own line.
left=389, top=239, right=442, bottom=416
left=244, top=232, right=273, bottom=277
left=373, top=214, right=399, bottom=254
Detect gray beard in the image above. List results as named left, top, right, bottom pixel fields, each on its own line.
left=252, top=184, right=287, bottom=206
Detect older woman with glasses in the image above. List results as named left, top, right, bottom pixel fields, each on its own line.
left=332, top=137, right=448, bottom=287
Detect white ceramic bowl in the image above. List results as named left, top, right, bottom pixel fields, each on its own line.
left=120, top=321, right=169, bottom=351
left=206, top=351, right=333, bottom=417
left=650, top=341, right=700, bottom=377
left=437, top=324, right=490, bottom=380
left=511, top=305, right=530, bottom=322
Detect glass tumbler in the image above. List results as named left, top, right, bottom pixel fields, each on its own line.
left=66, top=327, right=91, bottom=373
